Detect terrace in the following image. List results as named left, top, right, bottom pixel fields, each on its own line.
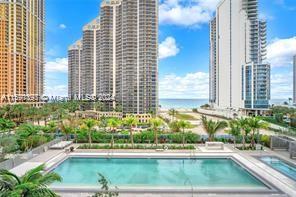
left=6, top=145, right=296, bottom=196
left=0, top=102, right=296, bottom=196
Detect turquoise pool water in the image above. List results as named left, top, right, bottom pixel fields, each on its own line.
left=259, top=156, right=296, bottom=181
left=52, top=157, right=267, bottom=188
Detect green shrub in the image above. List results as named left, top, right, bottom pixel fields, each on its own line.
left=169, top=121, right=181, bottom=132
left=290, top=117, right=296, bottom=127
left=78, top=144, right=195, bottom=150
left=0, top=136, right=19, bottom=156
left=168, top=133, right=183, bottom=143
left=274, top=113, right=284, bottom=123
left=260, top=135, right=270, bottom=147
left=185, top=132, right=200, bottom=143
left=75, top=129, right=201, bottom=145
left=119, top=130, right=129, bottom=135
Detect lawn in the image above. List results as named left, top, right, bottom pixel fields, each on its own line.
left=258, top=116, right=296, bottom=132
left=175, top=113, right=197, bottom=121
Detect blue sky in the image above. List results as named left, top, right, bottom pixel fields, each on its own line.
left=45, top=0, right=296, bottom=99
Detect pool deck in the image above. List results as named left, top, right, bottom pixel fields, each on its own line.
left=9, top=144, right=296, bottom=197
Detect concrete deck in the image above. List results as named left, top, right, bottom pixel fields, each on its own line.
left=8, top=145, right=296, bottom=197
left=10, top=149, right=64, bottom=176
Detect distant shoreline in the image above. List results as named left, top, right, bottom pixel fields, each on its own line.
left=159, top=98, right=289, bottom=110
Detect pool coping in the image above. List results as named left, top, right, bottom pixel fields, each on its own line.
left=254, top=155, right=296, bottom=182
left=46, top=152, right=285, bottom=195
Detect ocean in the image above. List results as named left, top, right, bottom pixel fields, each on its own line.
left=159, top=99, right=288, bottom=110
left=159, top=99, right=208, bottom=109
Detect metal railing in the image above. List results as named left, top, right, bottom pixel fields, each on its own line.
left=271, top=136, right=296, bottom=159
left=0, top=138, right=63, bottom=170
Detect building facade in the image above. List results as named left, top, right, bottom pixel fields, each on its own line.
left=293, top=55, right=296, bottom=104
left=0, top=0, right=45, bottom=103
left=209, top=0, right=270, bottom=113
left=68, top=0, right=158, bottom=114
left=81, top=17, right=100, bottom=96
left=68, top=40, right=82, bottom=99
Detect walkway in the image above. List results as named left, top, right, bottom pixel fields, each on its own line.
left=10, top=149, right=64, bottom=176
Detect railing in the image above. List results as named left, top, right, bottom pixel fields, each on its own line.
left=271, top=136, right=296, bottom=159
left=289, top=141, right=296, bottom=159
left=270, top=136, right=290, bottom=150
left=0, top=138, right=63, bottom=170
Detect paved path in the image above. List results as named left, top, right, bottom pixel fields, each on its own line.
left=10, top=150, right=64, bottom=176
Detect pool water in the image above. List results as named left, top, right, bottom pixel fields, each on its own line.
left=52, top=157, right=267, bottom=188
left=259, top=156, right=296, bottom=181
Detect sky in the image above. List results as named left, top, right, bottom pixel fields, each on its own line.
left=45, top=0, right=296, bottom=99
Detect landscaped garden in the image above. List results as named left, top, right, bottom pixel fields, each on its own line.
left=257, top=106, right=296, bottom=136
left=0, top=102, right=274, bottom=161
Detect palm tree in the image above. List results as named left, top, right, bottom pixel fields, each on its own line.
left=66, top=101, right=80, bottom=113
left=16, top=124, right=39, bottom=148
left=247, top=117, right=268, bottom=149
left=237, top=117, right=250, bottom=150
left=123, top=116, right=138, bottom=148
left=53, top=108, right=68, bottom=123
left=0, top=118, right=16, bottom=133
left=46, top=121, right=58, bottom=134
left=168, top=109, right=177, bottom=121
left=201, top=116, right=227, bottom=142
left=93, top=102, right=103, bottom=111
left=178, top=120, right=191, bottom=147
left=0, top=164, right=61, bottom=197
left=1, top=105, right=13, bottom=120
left=149, top=118, right=164, bottom=146
left=59, top=120, right=73, bottom=140
left=169, top=121, right=181, bottom=132
left=227, top=120, right=241, bottom=148
left=12, top=105, right=25, bottom=125
left=99, top=117, right=108, bottom=132
left=35, top=108, right=44, bottom=125
left=107, top=118, right=121, bottom=148
left=41, top=106, right=51, bottom=125
left=81, top=119, right=98, bottom=147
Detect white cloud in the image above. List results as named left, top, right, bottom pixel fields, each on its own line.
left=159, top=72, right=209, bottom=99
left=159, top=0, right=219, bottom=27
left=44, top=85, right=68, bottom=97
left=159, top=37, right=180, bottom=59
left=267, top=36, right=296, bottom=67
left=270, top=72, right=293, bottom=99
left=59, top=24, right=67, bottom=29
left=45, top=45, right=62, bottom=58
left=45, top=58, right=68, bottom=73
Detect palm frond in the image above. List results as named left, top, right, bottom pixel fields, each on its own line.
left=21, top=164, right=45, bottom=183
left=28, top=187, right=59, bottom=197
left=0, top=169, right=21, bottom=185
left=37, top=172, right=62, bottom=185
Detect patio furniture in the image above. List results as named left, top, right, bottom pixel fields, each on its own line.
left=50, top=141, right=73, bottom=150
left=205, top=142, right=224, bottom=150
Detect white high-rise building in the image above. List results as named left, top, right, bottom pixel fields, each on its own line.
left=81, top=17, right=100, bottom=96
left=209, top=0, right=270, bottom=114
left=68, top=40, right=82, bottom=99
left=68, top=0, right=158, bottom=114
left=293, top=55, right=296, bottom=104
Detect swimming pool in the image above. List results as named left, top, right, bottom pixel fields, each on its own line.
left=259, top=156, right=296, bottom=181
left=52, top=157, right=268, bottom=189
